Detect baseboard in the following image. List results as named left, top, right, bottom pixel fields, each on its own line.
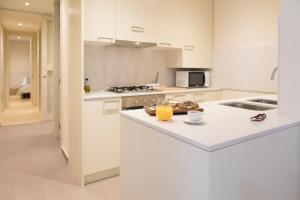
left=84, top=168, right=120, bottom=185
left=60, top=146, right=69, bottom=163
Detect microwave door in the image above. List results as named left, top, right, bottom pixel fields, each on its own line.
left=189, top=72, right=205, bottom=87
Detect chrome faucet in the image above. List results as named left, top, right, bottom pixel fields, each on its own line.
left=271, top=67, right=278, bottom=80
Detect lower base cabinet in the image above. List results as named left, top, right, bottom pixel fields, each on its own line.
left=165, top=90, right=222, bottom=103
left=82, top=90, right=221, bottom=183
left=83, top=98, right=122, bottom=184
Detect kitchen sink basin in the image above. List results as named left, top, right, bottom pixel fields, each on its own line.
left=247, top=99, right=278, bottom=105
left=220, top=102, right=275, bottom=111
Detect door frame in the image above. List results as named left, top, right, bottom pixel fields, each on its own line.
left=4, top=31, right=39, bottom=108
left=40, top=16, right=54, bottom=120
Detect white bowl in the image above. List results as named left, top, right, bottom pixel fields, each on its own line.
left=187, top=110, right=202, bottom=122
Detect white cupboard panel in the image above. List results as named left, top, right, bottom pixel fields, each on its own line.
left=157, top=0, right=183, bottom=48
left=116, top=0, right=157, bottom=42
left=182, top=0, right=213, bottom=68
left=83, top=99, right=121, bottom=175
left=84, top=0, right=115, bottom=43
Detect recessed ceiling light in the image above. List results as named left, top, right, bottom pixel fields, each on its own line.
left=17, top=36, right=21, bottom=40
left=18, top=23, right=23, bottom=26
left=25, top=2, right=31, bottom=6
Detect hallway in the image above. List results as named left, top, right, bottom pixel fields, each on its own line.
left=0, top=96, right=43, bottom=126
left=0, top=121, right=120, bottom=200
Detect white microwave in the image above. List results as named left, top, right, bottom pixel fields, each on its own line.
left=176, top=71, right=210, bottom=88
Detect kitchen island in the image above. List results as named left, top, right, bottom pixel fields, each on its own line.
left=120, top=96, right=300, bottom=200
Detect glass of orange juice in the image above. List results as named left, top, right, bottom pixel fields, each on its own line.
left=156, top=105, right=173, bottom=121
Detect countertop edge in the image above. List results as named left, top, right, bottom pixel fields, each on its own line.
left=84, top=87, right=223, bottom=100
left=120, top=111, right=300, bottom=152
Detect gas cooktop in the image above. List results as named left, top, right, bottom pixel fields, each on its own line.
left=108, top=85, right=160, bottom=93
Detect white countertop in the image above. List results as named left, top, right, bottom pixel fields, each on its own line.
left=120, top=95, right=300, bottom=152
left=84, top=87, right=222, bottom=100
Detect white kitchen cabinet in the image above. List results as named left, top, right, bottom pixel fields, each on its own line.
left=165, top=93, right=194, bottom=102
left=183, top=0, right=212, bottom=45
left=165, top=90, right=222, bottom=103
left=182, top=0, right=213, bottom=68
left=115, top=0, right=157, bottom=43
left=200, top=91, right=222, bottom=102
left=83, top=98, right=121, bottom=179
left=157, top=0, right=183, bottom=48
left=182, top=44, right=212, bottom=68
left=193, top=93, right=204, bottom=103
left=167, top=0, right=213, bottom=68
left=83, top=0, right=115, bottom=44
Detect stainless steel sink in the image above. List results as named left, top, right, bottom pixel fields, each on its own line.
left=247, top=99, right=278, bottom=105
left=220, top=102, right=275, bottom=111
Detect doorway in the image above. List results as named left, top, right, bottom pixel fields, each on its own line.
left=0, top=9, right=56, bottom=126
left=0, top=30, right=42, bottom=126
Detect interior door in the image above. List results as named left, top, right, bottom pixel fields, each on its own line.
left=41, top=18, right=54, bottom=120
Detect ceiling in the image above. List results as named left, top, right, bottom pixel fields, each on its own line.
left=0, top=0, right=54, bottom=15
left=9, top=35, right=32, bottom=41
left=0, top=10, right=43, bottom=32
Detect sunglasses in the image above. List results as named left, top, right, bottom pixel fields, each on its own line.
left=250, top=113, right=267, bottom=122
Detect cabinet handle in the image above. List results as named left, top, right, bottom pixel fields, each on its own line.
left=184, top=45, right=195, bottom=51
left=159, top=43, right=172, bottom=47
left=103, top=100, right=121, bottom=115
left=97, top=37, right=114, bottom=43
left=131, top=26, right=145, bottom=33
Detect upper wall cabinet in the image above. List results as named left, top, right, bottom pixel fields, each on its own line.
left=84, top=0, right=115, bottom=44
left=182, top=0, right=213, bottom=68
left=115, top=0, right=157, bottom=43
left=157, top=0, right=183, bottom=48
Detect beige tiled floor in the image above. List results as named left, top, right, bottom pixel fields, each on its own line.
left=0, top=121, right=120, bottom=200
left=0, top=96, right=44, bottom=126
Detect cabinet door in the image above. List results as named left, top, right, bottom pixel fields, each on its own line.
left=165, top=93, right=194, bottom=102
left=193, top=93, right=204, bottom=103
left=183, top=0, right=212, bottom=45
left=203, top=91, right=222, bottom=102
left=182, top=0, right=212, bottom=68
left=173, top=94, right=186, bottom=102
left=182, top=45, right=212, bottom=68
left=157, top=0, right=183, bottom=48
left=84, top=0, right=115, bottom=43
left=83, top=99, right=121, bottom=175
left=116, top=0, right=157, bottom=42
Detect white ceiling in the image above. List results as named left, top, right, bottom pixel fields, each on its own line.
left=0, top=0, right=54, bottom=14
left=0, top=10, right=43, bottom=32
left=9, top=35, right=32, bottom=41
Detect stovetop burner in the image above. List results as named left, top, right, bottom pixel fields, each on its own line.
left=108, top=85, right=156, bottom=93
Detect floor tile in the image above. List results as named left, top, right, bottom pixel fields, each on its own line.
left=10, top=175, right=48, bottom=194
left=0, top=177, right=10, bottom=197
left=1, top=121, right=120, bottom=200
left=85, top=177, right=120, bottom=200
left=10, top=185, right=47, bottom=200
left=45, top=181, right=82, bottom=199
left=0, top=158, right=12, bottom=170
left=0, top=141, right=13, bottom=160
left=11, top=156, right=40, bottom=175
left=51, top=191, right=87, bottom=200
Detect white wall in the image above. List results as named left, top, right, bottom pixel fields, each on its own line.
left=212, top=0, right=279, bottom=93
left=279, top=0, right=300, bottom=118
left=0, top=25, right=4, bottom=111
left=84, top=46, right=175, bottom=91
left=60, top=0, right=70, bottom=158
left=8, top=40, right=31, bottom=88
left=60, top=0, right=84, bottom=185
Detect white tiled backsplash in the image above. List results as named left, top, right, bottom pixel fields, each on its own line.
left=84, top=45, right=176, bottom=91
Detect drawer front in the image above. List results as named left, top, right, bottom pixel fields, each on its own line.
left=193, top=93, right=204, bottom=103
left=103, top=100, right=121, bottom=115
